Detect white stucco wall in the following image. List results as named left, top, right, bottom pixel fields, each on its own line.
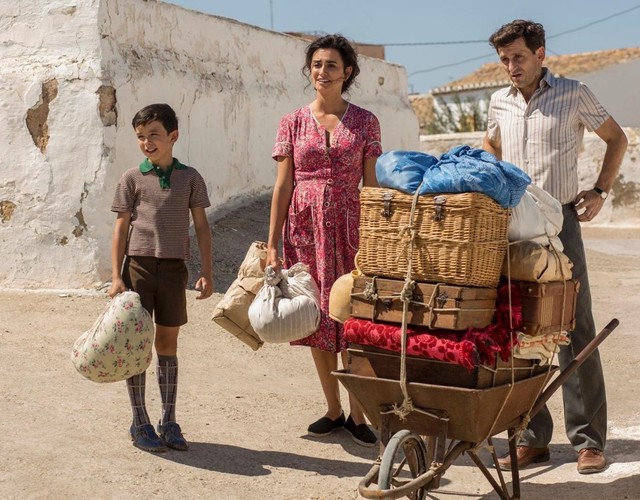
left=0, top=0, right=419, bottom=290
left=575, top=60, right=640, bottom=128
left=418, top=128, right=640, bottom=226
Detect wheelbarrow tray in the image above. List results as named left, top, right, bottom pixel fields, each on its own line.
left=348, top=344, right=545, bottom=389
left=334, top=368, right=557, bottom=443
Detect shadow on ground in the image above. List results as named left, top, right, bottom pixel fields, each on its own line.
left=157, top=441, right=373, bottom=478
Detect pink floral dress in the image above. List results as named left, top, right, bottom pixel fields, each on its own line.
left=272, top=103, right=382, bottom=353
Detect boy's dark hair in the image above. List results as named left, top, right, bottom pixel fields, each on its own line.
left=303, top=34, right=360, bottom=93
left=131, top=103, right=178, bottom=133
left=489, top=19, right=546, bottom=53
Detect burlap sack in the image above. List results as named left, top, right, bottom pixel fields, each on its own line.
left=71, top=291, right=154, bottom=383
left=212, top=241, right=267, bottom=350
left=503, top=240, right=573, bottom=282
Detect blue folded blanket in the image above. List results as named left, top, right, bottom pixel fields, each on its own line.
left=375, top=145, right=531, bottom=208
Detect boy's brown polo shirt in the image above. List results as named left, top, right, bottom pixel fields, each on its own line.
left=111, top=158, right=210, bottom=260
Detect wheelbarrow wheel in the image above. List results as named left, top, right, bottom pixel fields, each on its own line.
left=378, top=429, right=429, bottom=499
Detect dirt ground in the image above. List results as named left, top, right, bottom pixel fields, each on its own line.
left=1, top=196, right=639, bottom=500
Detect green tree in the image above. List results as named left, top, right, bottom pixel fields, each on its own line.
left=426, top=93, right=488, bottom=134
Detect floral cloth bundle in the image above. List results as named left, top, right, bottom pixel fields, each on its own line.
left=71, top=291, right=154, bottom=383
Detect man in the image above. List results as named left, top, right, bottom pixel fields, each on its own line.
left=483, top=20, right=628, bottom=474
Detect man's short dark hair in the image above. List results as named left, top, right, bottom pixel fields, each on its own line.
left=131, top=103, right=178, bottom=133
left=489, top=19, right=546, bottom=53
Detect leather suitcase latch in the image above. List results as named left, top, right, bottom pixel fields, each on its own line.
left=436, top=292, right=448, bottom=309
left=381, top=191, right=393, bottom=218
left=433, top=195, right=447, bottom=222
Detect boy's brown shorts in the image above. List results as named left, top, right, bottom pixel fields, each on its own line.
left=122, top=256, right=188, bottom=327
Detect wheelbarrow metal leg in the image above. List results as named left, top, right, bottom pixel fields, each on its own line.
left=468, top=449, right=519, bottom=500
left=507, top=428, right=521, bottom=498
left=380, top=410, right=392, bottom=448
left=487, top=436, right=510, bottom=495
left=424, top=437, right=441, bottom=490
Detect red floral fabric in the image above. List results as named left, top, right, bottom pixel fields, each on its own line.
left=272, top=104, right=382, bottom=353
left=344, top=282, right=522, bottom=370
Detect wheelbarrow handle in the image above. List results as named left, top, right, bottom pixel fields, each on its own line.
left=529, top=318, right=619, bottom=418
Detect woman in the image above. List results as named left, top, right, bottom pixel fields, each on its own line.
left=267, top=34, right=382, bottom=447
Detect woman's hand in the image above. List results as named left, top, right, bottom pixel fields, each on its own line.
left=266, top=247, right=282, bottom=272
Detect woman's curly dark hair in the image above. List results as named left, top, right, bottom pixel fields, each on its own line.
left=303, top=34, right=360, bottom=93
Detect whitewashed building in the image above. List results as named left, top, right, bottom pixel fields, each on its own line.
left=0, top=0, right=419, bottom=290
left=413, top=47, right=640, bottom=134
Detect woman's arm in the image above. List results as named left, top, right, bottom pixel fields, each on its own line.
left=362, top=156, right=379, bottom=187
left=266, top=156, right=294, bottom=268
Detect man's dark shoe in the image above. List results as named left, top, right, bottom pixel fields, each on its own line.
left=130, top=423, right=167, bottom=452
left=307, top=412, right=345, bottom=437
left=577, top=448, right=606, bottom=474
left=157, top=421, right=189, bottom=451
left=497, top=445, right=550, bottom=470
left=344, top=415, right=377, bottom=447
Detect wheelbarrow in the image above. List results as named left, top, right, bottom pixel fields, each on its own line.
left=333, top=318, right=619, bottom=500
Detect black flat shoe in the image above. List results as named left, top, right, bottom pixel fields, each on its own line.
left=344, top=415, right=377, bottom=447
left=307, top=412, right=346, bottom=436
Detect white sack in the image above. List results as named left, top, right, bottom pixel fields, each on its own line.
left=509, top=184, right=564, bottom=251
left=249, top=263, right=321, bottom=343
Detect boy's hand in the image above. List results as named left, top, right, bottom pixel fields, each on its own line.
left=195, top=276, right=213, bottom=300
left=108, top=278, right=127, bottom=298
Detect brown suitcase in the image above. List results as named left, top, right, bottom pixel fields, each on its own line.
left=517, top=280, right=579, bottom=336
left=347, top=344, right=542, bottom=389
left=350, top=275, right=497, bottom=330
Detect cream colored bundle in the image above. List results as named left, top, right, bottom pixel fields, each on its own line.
left=329, top=270, right=361, bottom=323
left=71, top=291, right=154, bottom=383
left=509, top=184, right=564, bottom=251
left=249, top=263, right=321, bottom=343
left=513, top=331, right=570, bottom=364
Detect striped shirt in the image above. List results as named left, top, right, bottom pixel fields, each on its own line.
left=487, top=69, right=609, bottom=204
left=111, top=160, right=211, bottom=260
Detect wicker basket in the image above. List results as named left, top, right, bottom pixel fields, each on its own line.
left=357, top=187, right=509, bottom=287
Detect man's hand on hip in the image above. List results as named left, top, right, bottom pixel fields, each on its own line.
left=574, top=189, right=606, bottom=222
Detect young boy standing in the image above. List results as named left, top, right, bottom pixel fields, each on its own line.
left=109, top=103, right=213, bottom=452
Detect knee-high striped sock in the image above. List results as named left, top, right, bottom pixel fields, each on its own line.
left=157, top=355, right=178, bottom=424
left=126, top=371, right=151, bottom=428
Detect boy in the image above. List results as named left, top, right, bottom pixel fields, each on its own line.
left=109, top=103, right=213, bottom=452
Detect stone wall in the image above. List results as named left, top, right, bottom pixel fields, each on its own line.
left=418, top=128, right=640, bottom=226
left=0, top=0, right=419, bottom=289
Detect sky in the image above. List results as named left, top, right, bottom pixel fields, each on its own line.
left=163, top=0, right=640, bottom=94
